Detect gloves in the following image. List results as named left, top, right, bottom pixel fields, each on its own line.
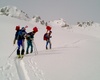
left=50, top=36, right=52, bottom=38
left=13, top=40, right=16, bottom=44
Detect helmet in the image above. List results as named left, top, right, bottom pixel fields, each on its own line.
left=33, top=27, right=38, bottom=32
left=15, top=26, right=20, bottom=30
left=46, top=26, right=51, bottom=31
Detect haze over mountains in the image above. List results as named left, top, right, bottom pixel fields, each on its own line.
left=0, top=6, right=99, bottom=28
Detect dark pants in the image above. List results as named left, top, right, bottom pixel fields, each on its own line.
left=46, top=40, right=51, bottom=49
left=17, top=40, right=24, bottom=55
left=26, top=40, right=33, bottom=53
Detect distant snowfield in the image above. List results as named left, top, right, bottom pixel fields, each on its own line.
left=0, top=15, right=100, bottom=80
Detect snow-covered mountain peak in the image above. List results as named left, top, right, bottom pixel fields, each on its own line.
left=29, top=15, right=46, bottom=25
left=0, top=6, right=30, bottom=21
left=49, top=18, right=69, bottom=27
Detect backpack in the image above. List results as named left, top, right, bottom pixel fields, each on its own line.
left=17, top=30, right=26, bottom=40
left=43, top=33, right=48, bottom=40
left=26, top=32, right=34, bottom=40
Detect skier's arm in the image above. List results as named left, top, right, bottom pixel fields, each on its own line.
left=13, top=32, right=17, bottom=44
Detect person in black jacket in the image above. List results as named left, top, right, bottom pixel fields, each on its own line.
left=26, top=27, right=38, bottom=54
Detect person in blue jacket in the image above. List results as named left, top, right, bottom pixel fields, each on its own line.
left=13, top=26, right=27, bottom=58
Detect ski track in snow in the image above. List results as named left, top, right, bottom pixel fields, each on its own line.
left=0, top=59, right=17, bottom=80
left=28, top=58, right=45, bottom=80
left=15, top=58, right=30, bottom=80
left=38, top=39, right=85, bottom=55
left=14, top=55, right=45, bottom=80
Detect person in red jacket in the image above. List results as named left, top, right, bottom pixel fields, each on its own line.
left=44, top=26, right=52, bottom=49
left=45, top=30, right=52, bottom=49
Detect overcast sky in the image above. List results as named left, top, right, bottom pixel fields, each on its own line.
left=0, top=0, right=100, bottom=24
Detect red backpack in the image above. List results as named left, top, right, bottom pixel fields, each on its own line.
left=43, top=33, right=48, bottom=40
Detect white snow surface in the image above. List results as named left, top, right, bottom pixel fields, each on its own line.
left=0, top=15, right=100, bottom=80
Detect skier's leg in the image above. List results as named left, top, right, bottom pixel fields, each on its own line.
left=49, top=40, right=52, bottom=49
left=17, top=40, right=21, bottom=58
left=30, top=42, right=33, bottom=53
left=46, top=40, right=49, bottom=49
left=26, top=40, right=30, bottom=54
left=17, top=49, right=20, bottom=55
left=21, top=40, right=25, bottom=56
left=21, top=49, right=24, bottom=55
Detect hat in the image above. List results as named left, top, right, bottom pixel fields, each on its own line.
left=15, top=26, right=20, bottom=30
left=33, top=27, right=38, bottom=32
left=46, top=26, right=51, bottom=31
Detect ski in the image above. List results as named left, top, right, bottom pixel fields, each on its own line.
left=20, top=55, right=24, bottom=60
left=16, top=55, right=24, bottom=60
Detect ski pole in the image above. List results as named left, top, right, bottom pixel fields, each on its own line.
left=33, top=41, right=38, bottom=55
left=8, top=47, right=17, bottom=58
left=33, top=41, right=37, bottom=55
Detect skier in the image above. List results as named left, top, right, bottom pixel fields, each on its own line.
left=44, top=26, right=52, bottom=49
left=26, top=27, right=38, bottom=54
left=46, top=30, right=52, bottom=49
left=13, top=26, right=27, bottom=58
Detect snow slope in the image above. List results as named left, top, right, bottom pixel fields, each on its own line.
left=0, top=15, right=100, bottom=80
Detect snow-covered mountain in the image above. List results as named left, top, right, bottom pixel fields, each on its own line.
left=0, top=6, right=48, bottom=26
left=76, top=21, right=94, bottom=27
left=0, top=6, right=100, bottom=29
left=49, top=18, right=69, bottom=27
left=0, top=6, right=30, bottom=21
left=29, top=15, right=46, bottom=25
left=0, top=6, right=70, bottom=27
